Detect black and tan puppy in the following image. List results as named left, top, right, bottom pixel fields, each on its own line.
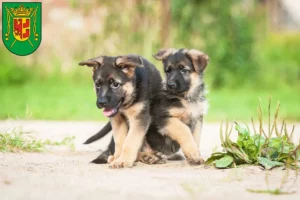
left=84, top=48, right=209, bottom=165
left=144, top=48, right=209, bottom=164
left=79, top=55, right=162, bottom=168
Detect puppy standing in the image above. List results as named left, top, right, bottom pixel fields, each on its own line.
left=79, top=55, right=162, bottom=168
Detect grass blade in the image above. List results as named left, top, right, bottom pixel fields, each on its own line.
left=271, top=101, right=280, bottom=137
left=251, top=117, right=257, bottom=135
left=268, top=96, right=271, bottom=138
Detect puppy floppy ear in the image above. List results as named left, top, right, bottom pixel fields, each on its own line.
left=153, top=48, right=176, bottom=61
left=78, top=56, right=104, bottom=68
left=115, top=55, right=143, bottom=77
left=185, top=49, right=209, bottom=73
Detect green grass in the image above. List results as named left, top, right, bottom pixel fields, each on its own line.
left=0, top=81, right=106, bottom=121
left=206, top=88, right=300, bottom=122
left=0, top=126, right=75, bottom=152
left=0, top=81, right=299, bottom=121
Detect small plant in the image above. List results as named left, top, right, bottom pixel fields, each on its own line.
left=0, top=126, right=75, bottom=152
left=43, top=136, right=76, bottom=151
left=247, top=188, right=295, bottom=195
left=206, top=97, right=300, bottom=170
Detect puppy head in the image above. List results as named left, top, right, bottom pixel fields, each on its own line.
left=153, top=48, right=209, bottom=95
left=79, top=55, right=143, bottom=117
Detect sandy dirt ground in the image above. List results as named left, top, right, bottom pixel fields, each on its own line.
left=0, top=120, right=299, bottom=200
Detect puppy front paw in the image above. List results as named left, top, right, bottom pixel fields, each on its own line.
left=108, top=153, right=122, bottom=164
left=185, top=152, right=205, bottom=165
left=109, top=158, right=133, bottom=169
left=107, top=155, right=115, bottom=164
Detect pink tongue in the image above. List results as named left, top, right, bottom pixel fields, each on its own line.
left=103, top=108, right=116, bottom=117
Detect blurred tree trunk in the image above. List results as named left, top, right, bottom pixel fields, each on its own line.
left=131, top=0, right=143, bottom=32
left=266, top=0, right=280, bottom=32
left=160, top=0, right=170, bottom=48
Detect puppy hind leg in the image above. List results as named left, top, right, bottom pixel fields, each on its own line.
left=164, top=118, right=204, bottom=165
left=138, top=151, right=167, bottom=164
left=167, top=153, right=185, bottom=161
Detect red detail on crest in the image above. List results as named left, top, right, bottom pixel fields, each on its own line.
left=13, top=18, right=30, bottom=39
left=23, top=19, right=30, bottom=38
left=14, top=19, right=22, bottom=37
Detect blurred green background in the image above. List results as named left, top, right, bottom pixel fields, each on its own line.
left=0, top=0, right=299, bottom=121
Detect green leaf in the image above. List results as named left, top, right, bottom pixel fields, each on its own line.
left=215, top=155, right=234, bottom=168
left=276, top=153, right=290, bottom=162
left=269, top=138, right=282, bottom=149
left=252, top=135, right=265, bottom=148
left=245, top=144, right=258, bottom=160
left=258, top=157, right=283, bottom=170
left=282, top=145, right=292, bottom=154
left=237, top=134, right=245, bottom=148
left=205, top=152, right=227, bottom=165
left=261, top=147, right=277, bottom=159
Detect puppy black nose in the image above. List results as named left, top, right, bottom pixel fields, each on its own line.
left=97, top=98, right=107, bottom=109
left=167, top=81, right=177, bottom=89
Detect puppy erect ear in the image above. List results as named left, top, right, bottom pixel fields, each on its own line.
left=152, top=48, right=176, bottom=61
left=78, top=56, right=104, bottom=68
left=185, top=49, right=209, bottom=73
left=115, top=55, right=143, bottom=77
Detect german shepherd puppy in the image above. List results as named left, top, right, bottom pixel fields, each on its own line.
left=144, top=48, right=209, bottom=164
left=84, top=48, right=209, bottom=165
left=79, top=55, right=162, bottom=168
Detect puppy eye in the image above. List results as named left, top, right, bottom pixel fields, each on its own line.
left=181, top=68, right=187, bottom=72
left=179, top=65, right=188, bottom=74
left=165, top=67, right=171, bottom=73
left=95, top=82, right=101, bottom=88
left=111, top=81, right=120, bottom=89
left=180, top=68, right=189, bottom=74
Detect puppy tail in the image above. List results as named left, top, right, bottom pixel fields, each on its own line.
left=83, top=122, right=112, bottom=144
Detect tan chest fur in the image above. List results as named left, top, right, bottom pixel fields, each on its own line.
left=168, top=100, right=208, bottom=123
